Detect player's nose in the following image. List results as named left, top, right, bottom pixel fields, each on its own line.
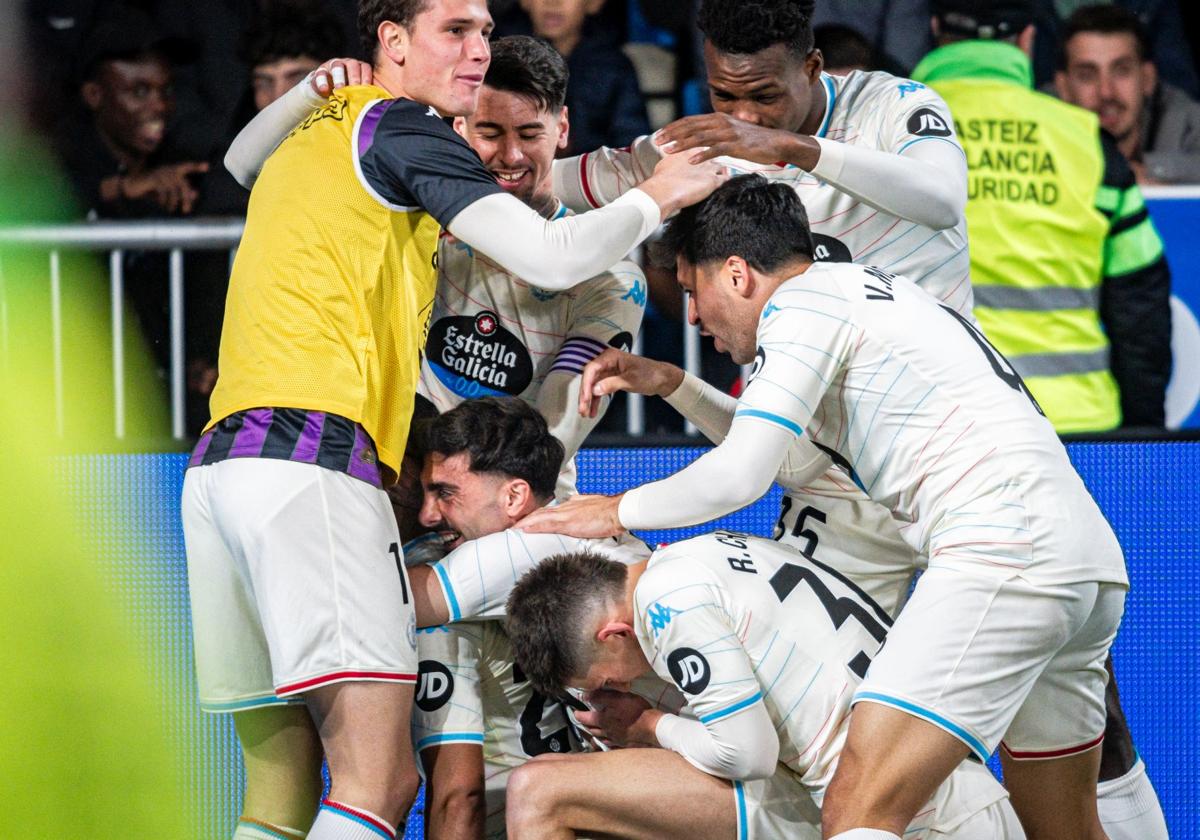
left=417, top=492, right=441, bottom=528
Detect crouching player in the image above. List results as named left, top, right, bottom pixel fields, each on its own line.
left=504, top=538, right=1022, bottom=839
left=398, top=397, right=651, bottom=837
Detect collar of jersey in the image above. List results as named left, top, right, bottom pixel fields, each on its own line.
left=911, top=40, right=1033, bottom=90
left=814, top=73, right=838, bottom=139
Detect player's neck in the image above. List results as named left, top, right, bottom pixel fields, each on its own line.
left=372, top=61, right=411, bottom=101
left=623, top=560, right=649, bottom=610
left=797, top=78, right=829, bottom=137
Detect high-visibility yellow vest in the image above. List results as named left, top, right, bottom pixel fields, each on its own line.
left=915, top=41, right=1120, bottom=432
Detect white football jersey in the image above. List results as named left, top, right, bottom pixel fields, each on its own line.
left=738, top=262, right=1127, bottom=586
left=635, top=532, right=1005, bottom=834
left=433, top=527, right=652, bottom=622
left=552, top=71, right=972, bottom=314
left=419, top=202, right=647, bottom=494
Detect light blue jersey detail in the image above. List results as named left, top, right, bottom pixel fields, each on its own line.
left=816, top=75, right=838, bottom=138
left=734, top=780, right=749, bottom=840
left=854, top=691, right=990, bottom=761
left=434, top=563, right=462, bottom=621
left=200, top=694, right=300, bottom=713
left=416, top=732, right=485, bottom=751
left=699, top=691, right=763, bottom=724
left=734, top=408, right=805, bottom=438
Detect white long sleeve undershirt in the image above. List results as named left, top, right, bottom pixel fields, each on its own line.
left=809, top=135, right=967, bottom=231
left=223, top=80, right=663, bottom=292
left=655, top=704, right=780, bottom=781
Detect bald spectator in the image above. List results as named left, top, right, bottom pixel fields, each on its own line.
left=1055, top=4, right=1200, bottom=183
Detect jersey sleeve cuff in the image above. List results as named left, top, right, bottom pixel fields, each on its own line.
left=664, top=371, right=709, bottom=414
left=432, top=563, right=463, bottom=622
left=809, top=136, right=846, bottom=180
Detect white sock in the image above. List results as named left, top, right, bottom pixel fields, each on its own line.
left=308, top=800, right=396, bottom=840
left=1097, top=758, right=1169, bottom=840
left=233, top=816, right=306, bottom=839
left=829, top=831, right=902, bottom=840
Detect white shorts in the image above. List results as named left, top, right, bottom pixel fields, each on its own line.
left=182, top=458, right=418, bottom=712
left=737, top=764, right=822, bottom=840
left=776, top=482, right=919, bottom=619
left=854, top=566, right=1126, bottom=761
left=412, top=621, right=579, bottom=838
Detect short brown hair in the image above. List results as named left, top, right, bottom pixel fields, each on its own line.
left=505, top=552, right=628, bottom=697
left=358, top=0, right=432, bottom=58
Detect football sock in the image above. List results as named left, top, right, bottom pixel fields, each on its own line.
left=1097, top=758, right=1169, bottom=840
left=308, top=799, right=396, bottom=840
left=233, top=816, right=306, bottom=839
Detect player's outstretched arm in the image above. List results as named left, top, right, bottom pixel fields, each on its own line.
left=408, top=564, right=451, bottom=628
left=656, top=111, right=967, bottom=231
left=224, top=58, right=370, bottom=188
left=551, top=134, right=665, bottom=211
left=446, top=150, right=728, bottom=292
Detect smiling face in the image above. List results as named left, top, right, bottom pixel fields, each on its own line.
left=386, top=0, right=494, bottom=116
left=704, top=41, right=824, bottom=135
left=1056, top=31, right=1154, bottom=147
left=459, top=85, right=567, bottom=208
left=418, top=451, right=525, bottom=549
left=84, top=54, right=174, bottom=160
left=677, top=257, right=761, bottom=365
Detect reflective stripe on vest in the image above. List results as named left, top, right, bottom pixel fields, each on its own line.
left=923, top=52, right=1121, bottom=432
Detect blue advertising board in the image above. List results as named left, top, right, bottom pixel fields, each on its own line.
left=1146, top=189, right=1200, bottom=427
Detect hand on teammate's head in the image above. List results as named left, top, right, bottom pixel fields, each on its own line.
left=309, top=58, right=374, bottom=98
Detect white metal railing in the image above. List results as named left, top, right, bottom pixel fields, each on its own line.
left=0, top=219, right=244, bottom=440
left=0, top=219, right=704, bottom=441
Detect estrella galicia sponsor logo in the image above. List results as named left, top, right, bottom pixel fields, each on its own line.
left=426, top=310, right=534, bottom=398
left=907, top=107, right=953, bottom=138
left=812, top=234, right=852, bottom=263
left=667, top=648, right=711, bottom=694
left=748, top=347, right=765, bottom=383
left=415, top=660, right=454, bottom=712
left=608, top=331, right=634, bottom=353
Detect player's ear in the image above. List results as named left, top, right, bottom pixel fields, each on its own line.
left=556, top=106, right=570, bottom=151
left=502, top=477, right=534, bottom=518
left=452, top=116, right=468, bottom=140
left=725, top=256, right=754, bottom=297
left=805, top=48, right=824, bottom=83
left=378, top=20, right=409, bottom=66
left=597, top=620, right=634, bottom=642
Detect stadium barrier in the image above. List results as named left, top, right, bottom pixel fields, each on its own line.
left=65, top=441, right=1199, bottom=839
left=4, top=189, right=1199, bottom=442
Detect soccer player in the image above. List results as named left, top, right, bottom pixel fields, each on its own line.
left=180, top=2, right=722, bottom=839
left=396, top=397, right=651, bottom=838
left=522, top=176, right=1128, bottom=840
left=549, top=0, right=966, bottom=627
left=417, top=36, right=645, bottom=498
left=502, top=538, right=1021, bottom=839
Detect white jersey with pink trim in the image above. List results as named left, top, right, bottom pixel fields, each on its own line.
left=635, top=532, right=1008, bottom=835
left=419, top=201, right=646, bottom=495
left=552, top=71, right=973, bottom=315
left=739, top=261, right=1127, bottom=586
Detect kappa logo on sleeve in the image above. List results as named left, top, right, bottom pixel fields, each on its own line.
left=415, top=660, right=455, bottom=712
left=907, top=107, right=953, bottom=138
left=667, top=648, right=712, bottom=694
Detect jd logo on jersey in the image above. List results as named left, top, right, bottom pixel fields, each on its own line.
left=415, top=661, right=454, bottom=712
left=427, top=310, right=534, bottom=399
left=812, top=234, right=852, bottom=263
left=667, top=648, right=712, bottom=694
left=907, top=108, right=953, bottom=138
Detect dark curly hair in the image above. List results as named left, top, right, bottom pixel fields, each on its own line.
left=657, top=174, right=815, bottom=272
left=425, top=397, right=564, bottom=501
left=486, top=36, right=569, bottom=112
left=698, top=0, right=817, bottom=57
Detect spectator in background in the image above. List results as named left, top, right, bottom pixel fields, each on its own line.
left=913, top=0, right=1173, bottom=435
left=56, top=4, right=206, bottom=219
left=517, top=0, right=650, bottom=154
left=813, top=24, right=879, bottom=75
left=244, top=0, right=345, bottom=112
left=1055, top=4, right=1200, bottom=183
left=1030, top=0, right=1199, bottom=95
left=810, top=0, right=933, bottom=72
